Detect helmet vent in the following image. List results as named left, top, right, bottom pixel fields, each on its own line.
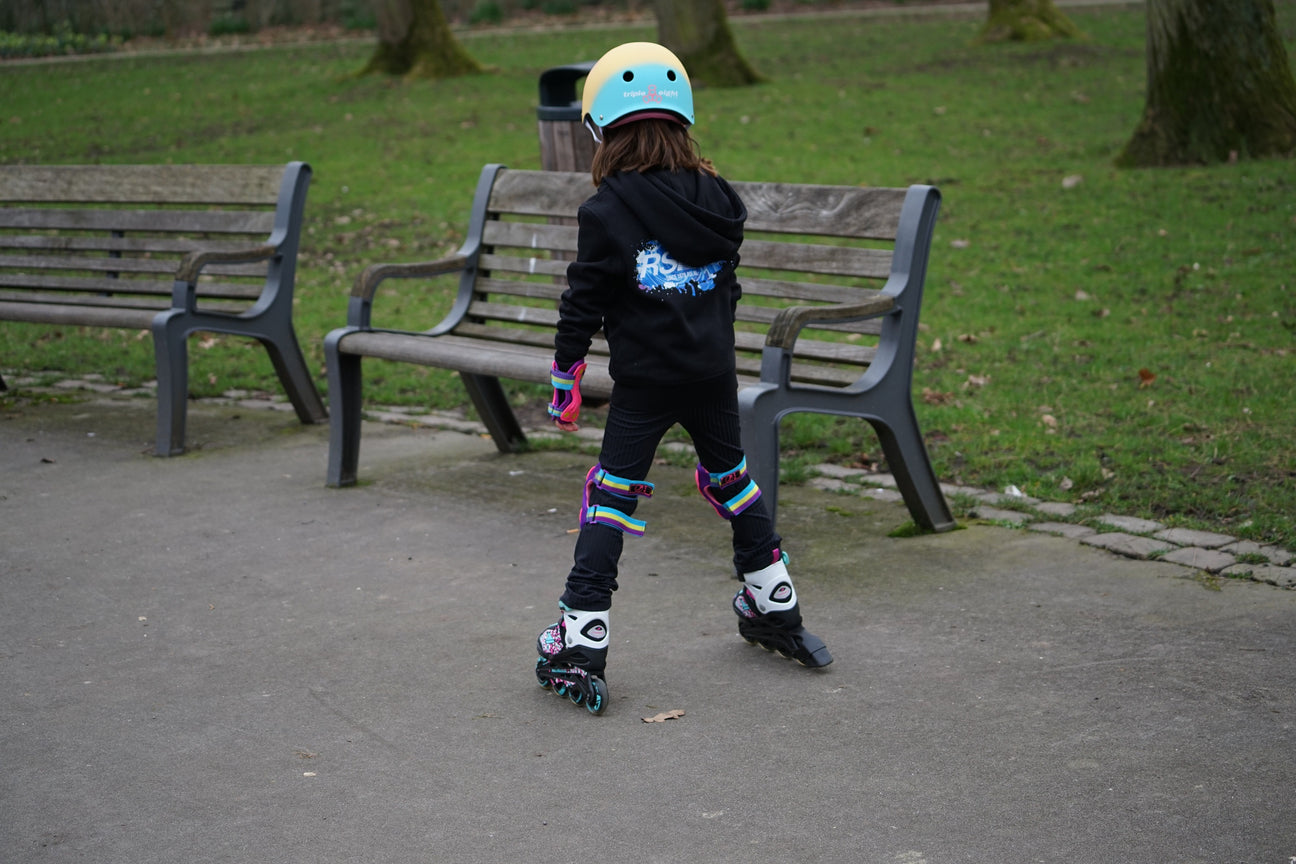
left=623, top=71, right=634, bottom=82
left=667, top=70, right=677, bottom=81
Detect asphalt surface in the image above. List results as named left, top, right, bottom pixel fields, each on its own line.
left=2, top=395, right=1293, bottom=864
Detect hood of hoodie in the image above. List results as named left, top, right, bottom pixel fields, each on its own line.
left=602, top=169, right=746, bottom=267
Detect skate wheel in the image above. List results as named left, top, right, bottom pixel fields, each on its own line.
left=552, top=681, right=569, bottom=697
left=585, top=677, right=608, bottom=715
left=568, top=686, right=584, bottom=705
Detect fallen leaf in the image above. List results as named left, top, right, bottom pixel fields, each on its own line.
left=1061, top=174, right=1083, bottom=189
left=921, top=387, right=955, bottom=405
left=643, top=709, right=685, bottom=723
left=1138, top=368, right=1156, bottom=388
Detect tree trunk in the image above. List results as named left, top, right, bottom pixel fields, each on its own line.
left=1118, top=0, right=1296, bottom=166
left=360, top=0, right=482, bottom=79
left=979, top=0, right=1083, bottom=42
left=653, top=0, right=762, bottom=88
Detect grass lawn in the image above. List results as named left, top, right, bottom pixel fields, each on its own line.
left=1, top=3, right=1293, bottom=547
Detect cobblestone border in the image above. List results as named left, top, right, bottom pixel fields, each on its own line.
left=6, top=373, right=1293, bottom=589
left=812, top=464, right=1296, bottom=589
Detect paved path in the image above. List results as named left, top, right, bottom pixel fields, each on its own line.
left=2, top=396, right=1294, bottom=863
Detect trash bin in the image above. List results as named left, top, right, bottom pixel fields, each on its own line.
left=537, top=61, right=596, bottom=173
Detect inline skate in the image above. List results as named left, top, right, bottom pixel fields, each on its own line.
left=535, top=606, right=610, bottom=715
left=733, top=551, right=833, bottom=668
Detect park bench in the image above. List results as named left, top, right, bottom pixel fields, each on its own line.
left=0, top=162, right=327, bottom=455
left=324, top=164, right=955, bottom=532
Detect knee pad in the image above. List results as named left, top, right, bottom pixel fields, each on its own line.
left=696, top=456, right=762, bottom=520
left=581, top=463, right=654, bottom=536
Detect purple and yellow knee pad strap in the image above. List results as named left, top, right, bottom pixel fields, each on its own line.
left=696, top=456, right=762, bottom=519
left=580, top=464, right=654, bottom=536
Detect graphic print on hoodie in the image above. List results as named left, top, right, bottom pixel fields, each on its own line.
left=634, top=239, right=725, bottom=297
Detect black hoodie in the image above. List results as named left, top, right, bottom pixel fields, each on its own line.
left=555, top=168, right=748, bottom=387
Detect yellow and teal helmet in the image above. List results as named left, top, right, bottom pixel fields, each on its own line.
left=581, top=42, right=694, bottom=140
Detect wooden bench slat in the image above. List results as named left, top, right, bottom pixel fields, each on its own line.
left=0, top=290, right=247, bottom=314
left=740, top=239, right=892, bottom=279
left=0, top=272, right=263, bottom=299
left=0, top=299, right=160, bottom=328
left=0, top=234, right=273, bottom=256
left=739, top=275, right=887, bottom=305
left=0, top=208, right=275, bottom=234
left=449, top=320, right=876, bottom=370
left=450, top=321, right=607, bottom=355
left=482, top=219, right=578, bottom=252
left=734, top=181, right=908, bottom=240
left=343, top=326, right=864, bottom=393
left=467, top=299, right=561, bottom=328
left=473, top=276, right=566, bottom=301
left=478, top=252, right=570, bottom=279
left=0, top=164, right=285, bottom=206
left=734, top=353, right=863, bottom=388
left=0, top=253, right=269, bottom=279
left=486, top=170, right=592, bottom=218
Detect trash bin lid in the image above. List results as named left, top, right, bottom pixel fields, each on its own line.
left=538, top=61, right=596, bottom=121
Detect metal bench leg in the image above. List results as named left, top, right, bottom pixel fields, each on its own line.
left=462, top=373, right=527, bottom=453
left=151, top=312, right=189, bottom=457
left=261, top=326, right=327, bottom=425
left=325, top=335, right=363, bottom=487
left=870, top=404, right=956, bottom=533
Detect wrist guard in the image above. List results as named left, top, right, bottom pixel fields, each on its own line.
left=548, top=359, right=587, bottom=426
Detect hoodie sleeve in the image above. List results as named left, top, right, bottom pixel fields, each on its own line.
left=554, top=203, right=623, bottom=367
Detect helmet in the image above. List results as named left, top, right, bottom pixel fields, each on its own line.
left=581, top=42, right=694, bottom=139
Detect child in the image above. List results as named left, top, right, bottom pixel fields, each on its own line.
left=534, top=42, right=832, bottom=715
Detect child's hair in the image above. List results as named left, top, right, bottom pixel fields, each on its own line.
left=590, top=119, right=717, bottom=186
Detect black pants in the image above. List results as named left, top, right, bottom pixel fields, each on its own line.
left=559, top=373, right=781, bottom=612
